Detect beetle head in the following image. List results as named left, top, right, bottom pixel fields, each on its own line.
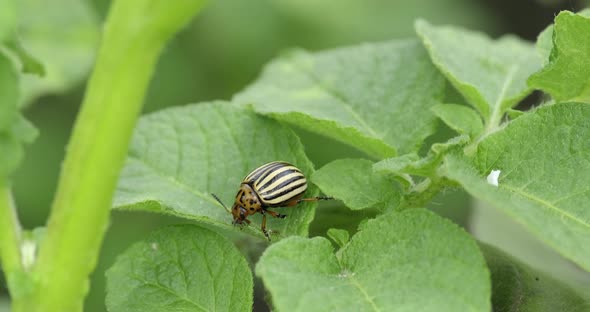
left=231, top=205, right=247, bottom=225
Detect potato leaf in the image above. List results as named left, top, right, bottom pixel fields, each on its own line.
left=257, top=209, right=490, bottom=312
left=528, top=11, right=590, bottom=103
left=415, top=20, right=540, bottom=126
left=106, top=225, right=253, bottom=312
left=481, top=243, right=590, bottom=311
left=114, top=102, right=318, bottom=240
left=443, top=102, right=590, bottom=271
left=312, top=159, right=400, bottom=211
left=235, top=39, right=446, bottom=157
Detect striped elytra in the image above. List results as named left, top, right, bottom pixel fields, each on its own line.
left=243, top=161, right=308, bottom=207
left=211, top=161, right=333, bottom=241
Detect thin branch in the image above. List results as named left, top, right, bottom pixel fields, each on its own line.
left=0, top=184, right=23, bottom=285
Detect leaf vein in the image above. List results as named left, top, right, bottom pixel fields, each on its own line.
left=193, top=111, right=212, bottom=193
left=127, top=157, right=218, bottom=206
left=501, top=184, right=590, bottom=229
left=289, top=58, right=382, bottom=139
left=169, top=115, right=185, bottom=183
left=189, top=239, right=217, bottom=311
left=212, top=104, right=247, bottom=178
left=492, top=65, right=517, bottom=116
left=128, top=273, right=209, bottom=312
left=346, top=274, right=381, bottom=312
left=551, top=188, right=590, bottom=205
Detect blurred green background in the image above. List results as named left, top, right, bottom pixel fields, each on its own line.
left=2, top=0, right=590, bottom=311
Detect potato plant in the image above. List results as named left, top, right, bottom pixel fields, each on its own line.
left=1, top=1, right=589, bottom=311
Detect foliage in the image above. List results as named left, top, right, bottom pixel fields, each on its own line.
left=443, top=103, right=590, bottom=270
left=481, top=243, right=590, bottom=311
left=257, top=209, right=490, bottom=311
left=528, top=10, right=590, bottom=103
left=113, top=102, right=318, bottom=239
left=106, top=225, right=252, bottom=312
left=1, top=2, right=590, bottom=312
left=234, top=40, right=446, bottom=158
left=0, top=0, right=206, bottom=311
left=311, top=158, right=400, bottom=211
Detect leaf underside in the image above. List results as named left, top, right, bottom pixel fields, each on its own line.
left=481, top=243, right=590, bottom=311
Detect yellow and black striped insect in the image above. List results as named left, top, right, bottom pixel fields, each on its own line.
left=212, top=161, right=332, bottom=240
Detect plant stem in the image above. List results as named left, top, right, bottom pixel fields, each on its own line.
left=465, top=67, right=517, bottom=155
left=0, top=183, right=23, bottom=289
left=15, top=1, right=206, bottom=311
left=400, top=177, right=450, bottom=209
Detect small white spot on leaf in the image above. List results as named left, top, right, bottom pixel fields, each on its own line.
left=151, top=243, right=158, bottom=251
left=486, top=170, right=501, bottom=187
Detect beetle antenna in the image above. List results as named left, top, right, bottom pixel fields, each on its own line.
left=211, top=193, right=231, bottom=214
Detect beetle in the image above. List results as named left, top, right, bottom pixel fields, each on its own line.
left=212, top=161, right=332, bottom=240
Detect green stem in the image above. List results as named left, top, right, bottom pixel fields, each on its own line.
left=15, top=1, right=206, bottom=311
left=400, top=177, right=450, bottom=209
left=0, top=183, right=23, bottom=289
left=465, top=67, right=517, bottom=155
left=464, top=113, right=504, bottom=156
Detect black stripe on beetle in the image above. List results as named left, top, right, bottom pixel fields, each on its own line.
left=245, top=161, right=287, bottom=184
left=262, top=179, right=307, bottom=203
left=257, top=167, right=304, bottom=191
left=260, top=175, right=305, bottom=197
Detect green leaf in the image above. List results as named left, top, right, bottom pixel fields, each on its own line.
left=16, top=0, right=100, bottom=106
left=506, top=108, right=525, bottom=120
left=257, top=209, right=490, bottom=312
left=374, top=135, right=469, bottom=178
left=372, top=135, right=467, bottom=208
left=9, top=115, right=37, bottom=144
left=481, top=243, right=590, bottom=311
left=235, top=39, right=446, bottom=157
left=0, top=134, right=21, bottom=179
left=431, top=103, right=483, bottom=138
left=114, top=102, right=318, bottom=240
left=373, top=153, right=420, bottom=177
left=0, top=52, right=37, bottom=178
left=535, top=25, right=554, bottom=66
left=442, top=102, right=590, bottom=271
left=535, top=9, right=590, bottom=67
left=312, top=159, right=400, bottom=211
left=309, top=204, right=378, bottom=239
left=0, top=52, right=18, bottom=130
left=528, top=11, right=590, bottom=103
left=0, top=115, right=38, bottom=178
left=326, top=228, right=350, bottom=248
left=106, top=225, right=253, bottom=312
left=0, top=0, right=16, bottom=43
left=4, top=39, right=45, bottom=76
left=415, top=20, right=541, bottom=127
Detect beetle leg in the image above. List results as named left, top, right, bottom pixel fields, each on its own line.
left=298, top=196, right=333, bottom=203
left=283, top=196, right=334, bottom=206
left=266, top=209, right=287, bottom=219
left=236, top=218, right=251, bottom=230
left=261, top=213, right=271, bottom=241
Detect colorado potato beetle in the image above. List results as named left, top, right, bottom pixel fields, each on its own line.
left=212, top=161, right=332, bottom=240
